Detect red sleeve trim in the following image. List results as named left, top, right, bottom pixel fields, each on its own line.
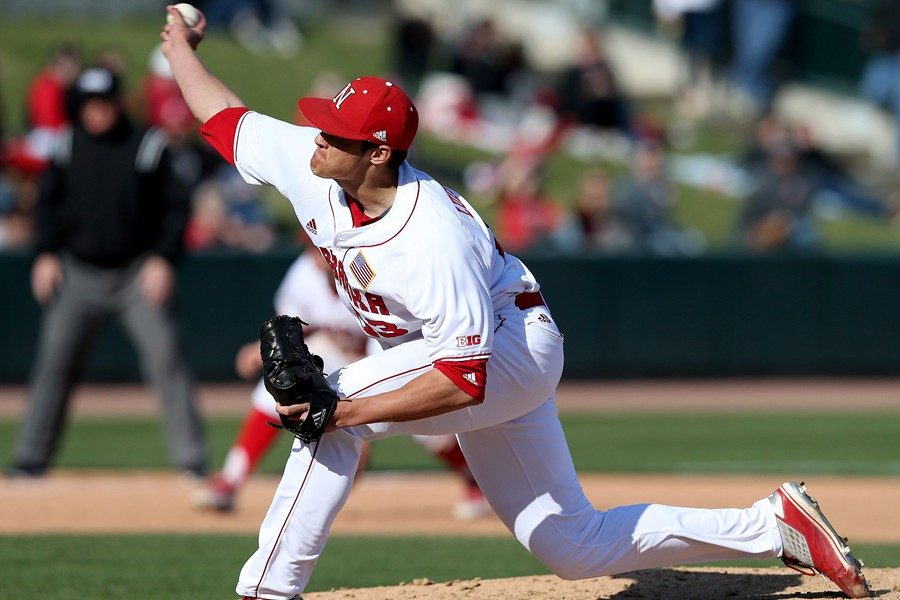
left=200, top=106, right=250, bottom=165
left=434, top=357, right=488, bottom=403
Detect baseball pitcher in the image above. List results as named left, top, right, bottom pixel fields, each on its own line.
left=161, top=6, right=870, bottom=600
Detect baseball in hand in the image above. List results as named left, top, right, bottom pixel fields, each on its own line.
left=167, top=3, right=200, bottom=27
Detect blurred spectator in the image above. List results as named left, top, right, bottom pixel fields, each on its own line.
left=96, top=48, right=128, bottom=78
left=555, top=28, right=631, bottom=133
left=184, top=181, right=229, bottom=250
left=22, top=42, right=81, bottom=165
left=27, top=42, right=80, bottom=131
left=0, top=160, right=41, bottom=250
left=450, top=18, right=525, bottom=99
left=392, top=13, right=435, bottom=95
left=493, top=157, right=565, bottom=253
left=0, top=68, right=5, bottom=142
left=144, top=45, right=197, bottom=134
left=790, top=123, right=899, bottom=220
left=196, top=0, right=301, bottom=57
left=858, top=0, right=900, bottom=165
left=143, top=45, right=220, bottom=189
left=735, top=142, right=816, bottom=252
left=554, top=168, right=632, bottom=253
left=218, top=166, right=275, bottom=251
left=183, top=167, right=275, bottom=252
left=6, top=67, right=208, bottom=478
left=726, top=0, right=796, bottom=114
left=738, top=113, right=791, bottom=178
left=654, top=0, right=727, bottom=119
left=613, top=140, right=704, bottom=255
left=741, top=115, right=898, bottom=221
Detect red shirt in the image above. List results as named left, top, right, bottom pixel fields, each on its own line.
left=496, top=195, right=563, bottom=253
left=27, top=70, right=69, bottom=129
left=143, top=74, right=196, bottom=134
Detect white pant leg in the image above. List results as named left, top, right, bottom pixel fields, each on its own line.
left=237, top=306, right=563, bottom=599
left=236, top=428, right=364, bottom=599
left=458, top=400, right=783, bottom=581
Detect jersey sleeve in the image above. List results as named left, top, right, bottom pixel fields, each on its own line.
left=405, top=234, right=493, bottom=402
left=200, top=108, right=320, bottom=195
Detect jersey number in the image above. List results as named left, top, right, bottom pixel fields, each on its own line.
left=361, top=317, right=409, bottom=338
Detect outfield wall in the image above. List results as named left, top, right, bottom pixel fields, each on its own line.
left=1, top=250, right=899, bottom=381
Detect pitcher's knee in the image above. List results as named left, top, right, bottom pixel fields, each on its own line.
left=532, top=550, right=596, bottom=581
left=528, top=536, right=599, bottom=581
left=524, top=511, right=631, bottom=580
left=549, top=562, right=591, bottom=581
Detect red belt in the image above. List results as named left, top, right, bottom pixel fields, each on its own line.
left=515, top=291, right=546, bottom=310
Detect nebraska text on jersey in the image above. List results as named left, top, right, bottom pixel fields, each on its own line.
left=200, top=109, right=543, bottom=402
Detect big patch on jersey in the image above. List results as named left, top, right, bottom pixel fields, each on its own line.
left=349, top=250, right=376, bottom=290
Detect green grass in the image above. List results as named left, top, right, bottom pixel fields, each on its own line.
left=1, top=533, right=897, bottom=598
left=560, top=412, right=900, bottom=476
left=2, top=412, right=899, bottom=476
left=0, top=534, right=548, bottom=597
left=1, top=533, right=898, bottom=598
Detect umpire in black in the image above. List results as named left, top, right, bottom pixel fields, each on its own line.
left=7, top=67, right=208, bottom=477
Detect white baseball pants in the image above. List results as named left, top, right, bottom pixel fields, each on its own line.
left=236, top=306, right=782, bottom=599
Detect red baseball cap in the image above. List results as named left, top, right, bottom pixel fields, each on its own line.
left=298, top=76, right=418, bottom=151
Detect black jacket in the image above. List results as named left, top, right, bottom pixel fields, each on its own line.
left=34, top=118, right=190, bottom=268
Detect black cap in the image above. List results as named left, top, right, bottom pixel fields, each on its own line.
left=73, top=67, right=120, bottom=103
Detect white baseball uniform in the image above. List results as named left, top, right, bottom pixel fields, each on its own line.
left=246, top=252, right=457, bottom=453
left=250, top=251, right=367, bottom=418
left=201, top=108, right=782, bottom=600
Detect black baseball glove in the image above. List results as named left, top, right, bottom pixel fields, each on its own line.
left=259, top=315, right=339, bottom=443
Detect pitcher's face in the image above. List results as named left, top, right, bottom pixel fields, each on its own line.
left=310, top=132, right=373, bottom=181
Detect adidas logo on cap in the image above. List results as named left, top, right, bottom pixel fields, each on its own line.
left=373, top=130, right=387, bottom=142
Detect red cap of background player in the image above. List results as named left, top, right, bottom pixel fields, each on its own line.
left=297, top=76, right=418, bottom=151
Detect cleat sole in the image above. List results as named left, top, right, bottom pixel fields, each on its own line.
left=780, top=482, right=871, bottom=598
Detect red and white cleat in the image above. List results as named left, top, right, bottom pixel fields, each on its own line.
left=453, top=485, right=493, bottom=521
left=191, top=473, right=236, bottom=512
left=769, top=481, right=872, bottom=598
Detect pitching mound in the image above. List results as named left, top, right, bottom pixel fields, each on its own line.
left=306, top=567, right=900, bottom=599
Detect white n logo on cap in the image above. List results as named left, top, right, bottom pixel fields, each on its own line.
left=333, top=83, right=356, bottom=110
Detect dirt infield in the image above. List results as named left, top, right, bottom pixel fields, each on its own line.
left=2, top=472, right=899, bottom=542
left=304, top=568, right=900, bottom=599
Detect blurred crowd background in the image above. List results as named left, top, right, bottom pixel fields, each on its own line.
left=3, top=0, right=900, bottom=257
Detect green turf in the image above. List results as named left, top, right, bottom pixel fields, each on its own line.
left=560, top=412, right=900, bottom=476
left=0, top=534, right=547, bottom=597
left=0, top=533, right=896, bottom=598
left=2, top=412, right=899, bottom=476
